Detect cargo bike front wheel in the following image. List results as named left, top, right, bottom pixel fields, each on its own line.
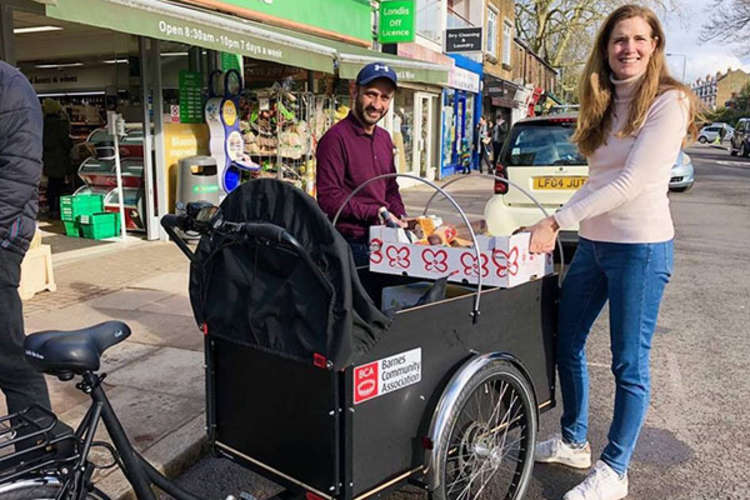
left=431, top=360, right=537, bottom=500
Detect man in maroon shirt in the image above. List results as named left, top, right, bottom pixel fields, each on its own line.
left=316, top=62, right=407, bottom=266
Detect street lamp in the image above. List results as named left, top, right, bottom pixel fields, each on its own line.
left=666, top=52, right=687, bottom=83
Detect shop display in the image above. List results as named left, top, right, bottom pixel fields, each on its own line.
left=205, top=69, right=259, bottom=193
left=236, top=78, right=349, bottom=195
left=73, top=127, right=146, bottom=232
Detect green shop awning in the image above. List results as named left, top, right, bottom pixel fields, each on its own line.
left=40, top=0, right=338, bottom=74
left=337, top=50, right=450, bottom=86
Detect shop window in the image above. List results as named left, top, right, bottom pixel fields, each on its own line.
left=417, top=0, right=442, bottom=44
left=486, top=7, right=498, bottom=58
left=503, top=19, right=513, bottom=66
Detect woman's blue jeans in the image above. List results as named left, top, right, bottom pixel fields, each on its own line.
left=558, top=237, right=673, bottom=476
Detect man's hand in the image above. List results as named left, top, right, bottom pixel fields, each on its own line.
left=379, top=207, right=407, bottom=228
left=526, top=216, right=559, bottom=254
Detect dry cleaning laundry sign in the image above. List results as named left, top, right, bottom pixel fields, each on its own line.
left=353, top=348, right=422, bottom=404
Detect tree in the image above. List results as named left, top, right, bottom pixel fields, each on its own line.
left=700, top=0, right=750, bottom=54
left=515, top=0, right=673, bottom=100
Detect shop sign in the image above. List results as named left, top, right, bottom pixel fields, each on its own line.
left=448, top=66, right=480, bottom=93
left=175, top=0, right=371, bottom=43
left=445, top=27, right=482, bottom=53
left=179, top=71, right=204, bottom=124
left=378, top=0, right=416, bottom=44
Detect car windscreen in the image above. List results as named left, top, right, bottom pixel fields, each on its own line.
left=501, top=121, right=586, bottom=166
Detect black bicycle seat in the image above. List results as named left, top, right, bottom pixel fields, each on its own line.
left=23, top=321, right=131, bottom=377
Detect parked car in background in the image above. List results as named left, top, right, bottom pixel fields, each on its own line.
left=730, top=118, right=750, bottom=157
left=484, top=113, right=587, bottom=245
left=698, top=125, right=724, bottom=143
left=669, top=150, right=694, bottom=192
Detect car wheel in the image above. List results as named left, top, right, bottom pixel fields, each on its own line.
left=698, top=136, right=707, bottom=144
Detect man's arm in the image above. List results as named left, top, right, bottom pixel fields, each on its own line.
left=316, top=132, right=380, bottom=222
left=0, top=72, right=43, bottom=243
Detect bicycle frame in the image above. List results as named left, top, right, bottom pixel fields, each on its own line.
left=0, top=372, right=202, bottom=500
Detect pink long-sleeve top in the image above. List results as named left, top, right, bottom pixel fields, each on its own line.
left=554, top=74, right=690, bottom=243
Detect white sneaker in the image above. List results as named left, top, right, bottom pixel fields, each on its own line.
left=534, top=434, right=592, bottom=469
left=563, top=460, right=628, bottom=500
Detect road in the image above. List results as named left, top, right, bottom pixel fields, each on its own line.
left=169, top=144, right=750, bottom=499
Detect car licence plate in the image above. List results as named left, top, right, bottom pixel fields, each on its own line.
left=533, top=176, right=587, bottom=190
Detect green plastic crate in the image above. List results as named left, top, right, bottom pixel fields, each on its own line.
left=60, top=194, right=104, bottom=222
left=63, top=220, right=80, bottom=238
left=79, top=212, right=120, bottom=240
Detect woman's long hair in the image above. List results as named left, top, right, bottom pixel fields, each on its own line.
left=572, top=4, right=699, bottom=156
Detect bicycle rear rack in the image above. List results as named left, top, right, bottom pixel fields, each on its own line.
left=0, top=405, right=78, bottom=482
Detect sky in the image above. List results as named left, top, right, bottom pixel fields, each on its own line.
left=661, top=0, right=750, bottom=83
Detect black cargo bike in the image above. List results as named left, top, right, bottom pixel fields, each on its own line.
left=0, top=177, right=557, bottom=500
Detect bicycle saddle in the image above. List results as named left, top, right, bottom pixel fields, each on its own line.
left=23, top=321, right=131, bottom=377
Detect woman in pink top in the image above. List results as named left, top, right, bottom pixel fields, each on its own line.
left=528, top=5, right=698, bottom=500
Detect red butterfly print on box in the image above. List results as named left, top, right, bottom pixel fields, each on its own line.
left=460, top=252, right=490, bottom=278
left=492, top=246, right=520, bottom=277
left=385, top=245, right=411, bottom=269
left=369, top=238, right=383, bottom=264
left=421, top=248, right=449, bottom=273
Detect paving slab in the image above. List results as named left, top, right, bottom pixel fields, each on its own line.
left=138, top=293, right=194, bottom=317
left=129, top=271, right=190, bottom=296
left=107, top=347, right=204, bottom=399
left=88, top=289, right=175, bottom=311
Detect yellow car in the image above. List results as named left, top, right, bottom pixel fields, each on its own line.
left=484, top=114, right=587, bottom=246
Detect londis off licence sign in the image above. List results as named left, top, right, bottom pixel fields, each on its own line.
left=379, top=0, right=416, bottom=44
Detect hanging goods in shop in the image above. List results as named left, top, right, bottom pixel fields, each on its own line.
left=205, top=69, right=259, bottom=193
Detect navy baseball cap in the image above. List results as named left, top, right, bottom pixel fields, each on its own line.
left=356, top=62, right=398, bottom=87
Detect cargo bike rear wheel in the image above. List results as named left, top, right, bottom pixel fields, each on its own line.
left=431, top=361, right=537, bottom=500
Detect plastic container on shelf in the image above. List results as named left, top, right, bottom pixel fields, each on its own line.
left=78, top=212, right=120, bottom=240
left=60, top=194, right=104, bottom=222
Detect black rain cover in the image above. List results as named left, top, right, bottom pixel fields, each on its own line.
left=189, top=179, right=391, bottom=369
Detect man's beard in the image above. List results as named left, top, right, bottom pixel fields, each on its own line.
left=355, top=95, right=385, bottom=126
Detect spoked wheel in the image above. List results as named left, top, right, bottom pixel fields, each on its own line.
left=432, top=361, right=537, bottom=500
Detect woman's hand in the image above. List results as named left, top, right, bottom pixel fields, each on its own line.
left=526, top=216, right=560, bottom=254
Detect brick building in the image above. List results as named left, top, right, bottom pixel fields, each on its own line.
left=691, top=68, right=750, bottom=110
left=482, top=0, right=517, bottom=123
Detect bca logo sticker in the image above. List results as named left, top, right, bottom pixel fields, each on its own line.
left=353, top=362, right=378, bottom=404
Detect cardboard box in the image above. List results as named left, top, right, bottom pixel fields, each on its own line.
left=369, top=226, right=553, bottom=288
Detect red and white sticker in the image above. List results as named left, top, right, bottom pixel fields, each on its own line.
left=353, top=348, right=422, bottom=404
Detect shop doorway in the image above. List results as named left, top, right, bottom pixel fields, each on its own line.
left=413, top=93, right=436, bottom=181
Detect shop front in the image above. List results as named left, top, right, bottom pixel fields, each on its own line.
left=440, top=54, right=482, bottom=178
left=4, top=0, right=451, bottom=249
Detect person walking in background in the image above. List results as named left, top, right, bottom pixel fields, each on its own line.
left=0, top=61, right=52, bottom=417
left=491, top=114, right=508, bottom=165
left=476, top=116, right=491, bottom=173
left=526, top=5, right=698, bottom=499
left=42, top=98, right=74, bottom=219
